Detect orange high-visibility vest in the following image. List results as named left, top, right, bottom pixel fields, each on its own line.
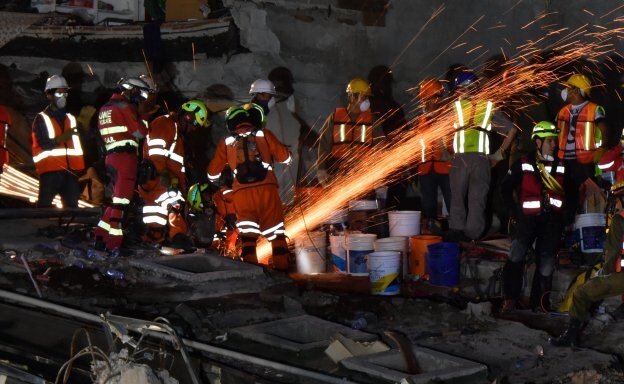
left=556, top=102, right=601, bottom=164
left=416, top=114, right=451, bottom=175
left=331, top=107, right=373, bottom=158
left=31, top=112, right=84, bottom=175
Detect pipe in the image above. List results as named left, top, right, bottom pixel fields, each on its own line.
left=0, top=207, right=101, bottom=219
left=0, top=289, right=357, bottom=383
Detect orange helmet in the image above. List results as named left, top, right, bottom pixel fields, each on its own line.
left=419, top=79, right=444, bottom=100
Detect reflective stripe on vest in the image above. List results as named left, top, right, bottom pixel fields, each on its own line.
left=452, top=99, right=493, bottom=154
left=32, top=113, right=84, bottom=171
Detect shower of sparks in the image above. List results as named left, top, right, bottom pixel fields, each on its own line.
left=256, top=12, right=624, bottom=263
left=0, top=165, right=93, bottom=208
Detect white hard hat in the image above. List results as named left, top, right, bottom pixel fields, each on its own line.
left=249, top=79, right=276, bottom=95
left=117, top=77, right=151, bottom=100
left=44, top=75, right=69, bottom=92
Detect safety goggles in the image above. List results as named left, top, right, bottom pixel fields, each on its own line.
left=53, top=91, right=68, bottom=98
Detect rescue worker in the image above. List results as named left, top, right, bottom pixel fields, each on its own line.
left=138, top=99, right=209, bottom=249
left=550, top=179, right=624, bottom=347
left=249, top=78, right=295, bottom=204
left=556, top=73, right=607, bottom=226
left=317, top=78, right=381, bottom=186
left=416, top=79, right=452, bottom=234
left=0, top=104, right=10, bottom=175
left=94, top=77, right=150, bottom=254
left=501, top=121, right=565, bottom=312
left=447, top=71, right=495, bottom=241
left=31, top=75, right=85, bottom=208
left=207, top=104, right=292, bottom=270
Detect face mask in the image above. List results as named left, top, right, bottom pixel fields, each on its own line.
left=543, top=154, right=554, bottom=162
left=267, top=96, right=276, bottom=110
left=560, top=88, right=568, bottom=102
left=55, top=96, right=67, bottom=109
left=359, top=98, right=370, bottom=112
left=286, top=95, right=295, bottom=113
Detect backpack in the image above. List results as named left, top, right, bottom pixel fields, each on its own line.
left=228, top=133, right=269, bottom=184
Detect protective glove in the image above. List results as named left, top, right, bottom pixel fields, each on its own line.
left=317, top=169, right=329, bottom=187
left=224, top=213, right=237, bottom=230
left=77, top=105, right=97, bottom=129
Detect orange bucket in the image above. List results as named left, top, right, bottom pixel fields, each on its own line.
left=409, top=235, right=442, bottom=277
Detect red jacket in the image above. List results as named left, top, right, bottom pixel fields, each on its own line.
left=519, top=157, right=565, bottom=215
left=98, top=93, right=147, bottom=154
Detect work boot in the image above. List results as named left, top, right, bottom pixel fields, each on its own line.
left=549, top=318, right=582, bottom=347
left=529, top=272, right=553, bottom=312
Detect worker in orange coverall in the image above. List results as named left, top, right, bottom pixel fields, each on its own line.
left=138, top=99, right=210, bottom=249
left=207, top=103, right=292, bottom=269
left=0, top=105, right=11, bottom=174
left=94, top=77, right=151, bottom=255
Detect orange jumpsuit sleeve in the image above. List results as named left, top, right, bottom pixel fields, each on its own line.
left=207, top=138, right=228, bottom=180
left=262, top=129, right=291, bottom=164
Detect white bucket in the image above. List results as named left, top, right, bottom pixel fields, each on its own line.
left=574, top=213, right=606, bottom=253
left=346, top=233, right=377, bottom=275
left=388, top=211, right=422, bottom=237
left=330, top=235, right=347, bottom=273
left=295, top=231, right=326, bottom=249
left=295, top=231, right=327, bottom=274
left=296, top=247, right=327, bottom=274
left=367, top=251, right=401, bottom=295
left=374, top=237, right=409, bottom=280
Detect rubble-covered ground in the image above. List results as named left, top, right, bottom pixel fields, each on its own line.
left=1, top=217, right=623, bottom=383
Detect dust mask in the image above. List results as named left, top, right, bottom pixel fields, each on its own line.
left=560, top=88, right=568, bottom=102
left=268, top=96, right=276, bottom=110
left=543, top=154, right=554, bottom=162
left=55, top=96, right=67, bottom=109
left=359, top=98, right=370, bottom=112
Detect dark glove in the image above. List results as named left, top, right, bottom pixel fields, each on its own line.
left=224, top=213, right=237, bottom=230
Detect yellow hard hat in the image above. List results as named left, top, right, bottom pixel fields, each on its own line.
left=564, top=73, right=591, bottom=96
left=346, top=78, right=372, bottom=96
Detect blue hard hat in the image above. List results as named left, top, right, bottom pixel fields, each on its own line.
left=454, top=72, right=479, bottom=88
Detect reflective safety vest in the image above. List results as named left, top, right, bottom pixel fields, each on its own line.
left=31, top=112, right=84, bottom=175
left=556, top=102, right=602, bottom=164
left=331, top=107, right=373, bottom=158
left=416, top=114, right=451, bottom=175
left=519, top=157, right=565, bottom=215
left=452, top=98, right=494, bottom=154
left=0, top=106, right=10, bottom=169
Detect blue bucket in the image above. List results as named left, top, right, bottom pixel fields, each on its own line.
left=426, top=242, right=460, bottom=286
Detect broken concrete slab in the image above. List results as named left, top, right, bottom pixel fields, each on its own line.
left=129, top=253, right=265, bottom=283
left=230, top=314, right=378, bottom=352
left=340, top=345, right=488, bottom=384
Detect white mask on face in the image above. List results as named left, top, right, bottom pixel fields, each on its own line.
left=359, top=98, right=370, bottom=112
left=55, top=96, right=67, bottom=109
left=543, top=154, right=554, bottom=162
left=267, top=96, right=276, bottom=110
left=560, top=88, right=568, bottom=102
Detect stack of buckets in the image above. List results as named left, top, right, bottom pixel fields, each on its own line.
left=295, top=231, right=327, bottom=274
